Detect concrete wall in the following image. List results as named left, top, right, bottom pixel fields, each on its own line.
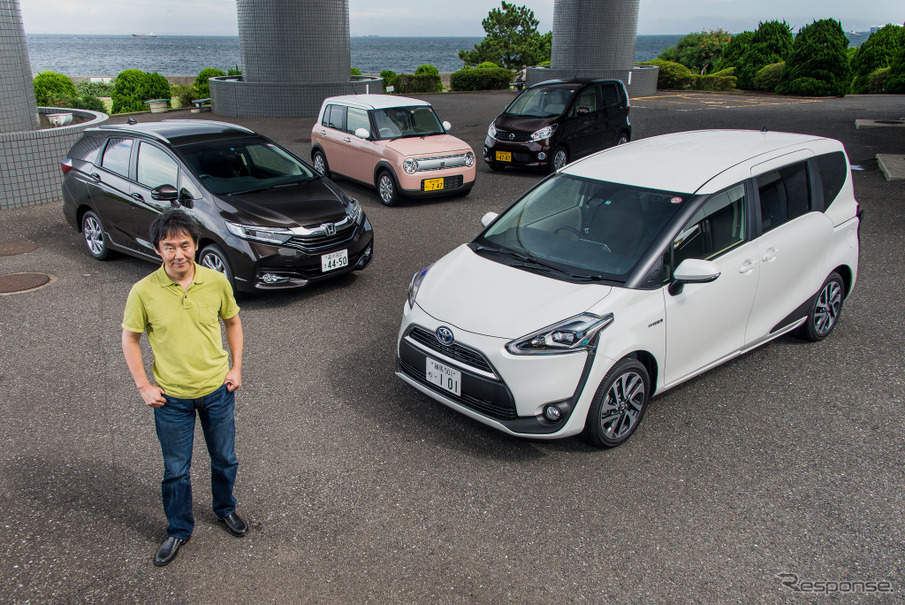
left=551, top=0, right=640, bottom=72
left=526, top=65, right=659, bottom=98
left=0, top=109, right=108, bottom=209
left=210, top=76, right=382, bottom=118
left=0, top=0, right=37, bottom=132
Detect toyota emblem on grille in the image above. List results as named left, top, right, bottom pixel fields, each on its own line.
left=436, top=326, right=454, bottom=345
left=322, top=223, right=336, bottom=236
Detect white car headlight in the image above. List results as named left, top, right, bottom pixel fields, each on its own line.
left=225, top=221, right=293, bottom=245
left=487, top=122, right=497, bottom=138
left=464, top=152, right=475, bottom=167
left=506, top=313, right=614, bottom=355
left=408, top=264, right=432, bottom=308
left=531, top=125, right=556, bottom=141
left=403, top=158, right=419, bottom=174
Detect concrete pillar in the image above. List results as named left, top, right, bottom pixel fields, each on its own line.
left=0, top=0, right=38, bottom=132
left=551, top=0, right=639, bottom=72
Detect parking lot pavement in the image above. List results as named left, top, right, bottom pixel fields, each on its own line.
left=1, top=91, right=904, bottom=603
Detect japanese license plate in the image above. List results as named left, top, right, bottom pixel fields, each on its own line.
left=426, top=357, right=461, bottom=396
left=496, top=151, right=512, bottom=162
left=321, top=249, right=348, bottom=272
left=423, top=177, right=445, bottom=191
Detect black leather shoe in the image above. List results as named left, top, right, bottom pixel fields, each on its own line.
left=153, top=535, right=190, bottom=566
left=219, top=511, right=248, bottom=537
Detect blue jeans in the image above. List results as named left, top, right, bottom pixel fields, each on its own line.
left=154, top=383, right=238, bottom=538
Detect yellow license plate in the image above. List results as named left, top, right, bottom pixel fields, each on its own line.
left=423, top=178, right=445, bottom=191
left=496, top=151, right=512, bottom=162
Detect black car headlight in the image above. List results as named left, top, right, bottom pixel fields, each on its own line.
left=225, top=221, right=293, bottom=245
left=506, top=313, right=614, bottom=355
left=347, top=199, right=362, bottom=223
left=408, top=265, right=432, bottom=308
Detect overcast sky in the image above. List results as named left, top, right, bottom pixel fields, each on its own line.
left=19, top=0, right=903, bottom=36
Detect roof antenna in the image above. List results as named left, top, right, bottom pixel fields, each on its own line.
left=127, top=118, right=137, bottom=125
left=761, top=126, right=768, bottom=132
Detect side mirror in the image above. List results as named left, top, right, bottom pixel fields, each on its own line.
left=442, top=120, right=452, bottom=132
left=668, top=258, right=720, bottom=296
left=576, top=106, right=589, bottom=115
left=179, top=187, right=195, bottom=209
left=151, top=184, right=178, bottom=202
left=354, top=127, right=370, bottom=140
left=481, top=212, right=499, bottom=229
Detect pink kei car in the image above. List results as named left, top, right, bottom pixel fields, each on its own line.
left=311, top=95, right=476, bottom=206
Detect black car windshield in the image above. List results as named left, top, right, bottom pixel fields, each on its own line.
left=179, top=138, right=317, bottom=195
left=473, top=174, right=689, bottom=282
left=371, top=106, right=445, bottom=139
left=504, top=86, right=576, bottom=118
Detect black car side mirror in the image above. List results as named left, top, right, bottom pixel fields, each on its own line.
left=179, top=187, right=195, bottom=209
left=151, top=184, right=178, bottom=202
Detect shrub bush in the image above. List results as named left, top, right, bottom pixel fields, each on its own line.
left=657, top=29, right=733, bottom=74
left=228, top=64, right=242, bottom=76
left=379, top=70, right=397, bottom=92
left=692, top=73, right=737, bottom=91
left=47, top=94, right=107, bottom=113
left=886, top=28, right=905, bottom=93
left=736, top=21, right=793, bottom=89
left=776, top=19, right=851, bottom=97
left=869, top=67, right=891, bottom=93
left=449, top=67, right=512, bottom=91
left=641, top=60, right=694, bottom=89
left=850, top=25, right=902, bottom=93
left=112, top=69, right=171, bottom=113
left=414, top=65, right=442, bottom=91
left=76, top=80, right=115, bottom=97
left=171, top=84, right=197, bottom=107
left=752, top=62, right=784, bottom=91
left=194, top=68, right=226, bottom=98
left=394, top=73, right=443, bottom=94
left=477, top=62, right=499, bottom=69
left=714, top=31, right=754, bottom=71
left=33, top=71, right=77, bottom=106
left=351, top=67, right=362, bottom=76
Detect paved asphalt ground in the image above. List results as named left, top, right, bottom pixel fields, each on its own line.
left=1, top=90, right=904, bottom=604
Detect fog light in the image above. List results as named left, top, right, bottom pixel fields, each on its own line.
left=260, top=273, right=286, bottom=284
left=537, top=152, right=547, bottom=160
left=543, top=404, right=562, bottom=422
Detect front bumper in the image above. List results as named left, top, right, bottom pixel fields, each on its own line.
left=397, top=169, right=476, bottom=198
left=483, top=136, right=552, bottom=169
left=395, top=304, right=597, bottom=437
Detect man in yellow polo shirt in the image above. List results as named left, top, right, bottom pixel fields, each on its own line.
left=121, top=208, right=247, bottom=567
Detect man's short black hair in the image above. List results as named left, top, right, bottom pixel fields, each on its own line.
left=150, top=208, right=201, bottom=250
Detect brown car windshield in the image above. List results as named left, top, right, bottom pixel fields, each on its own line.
left=371, top=106, right=445, bottom=139
left=504, top=86, right=576, bottom=118
left=180, top=139, right=316, bottom=195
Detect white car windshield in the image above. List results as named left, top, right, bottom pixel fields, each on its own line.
left=475, top=174, right=688, bottom=281
left=371, top=106, right=445, bottom=139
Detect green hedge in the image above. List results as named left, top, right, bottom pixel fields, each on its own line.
left=449, top=67, right=512, bottom=91
left=753, top=62, right=784, bottom=91
left=112, top=69, right=172, bottom=113
left=194, top=68, right=226, bottom=99
left=393, top=73, right=442, bottom=94
left=640, top=60, right=694, bottom=89
left=76, top=80, right=115, bottom=97
left=33, top=71, right=77, bottom=106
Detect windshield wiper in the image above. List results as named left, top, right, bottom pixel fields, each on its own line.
left=228, top=179, right=309, bottom=196
left=473, top=244, right=604, bottom=281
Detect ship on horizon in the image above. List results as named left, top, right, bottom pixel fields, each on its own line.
left=131, top=33, right=157, bottom=38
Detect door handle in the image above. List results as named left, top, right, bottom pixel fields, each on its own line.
left=90, top=173, right=101, bottom=182
left=131, top=193, right=144, bottom=201
left=738, top=259, right=755, bottom=274
left=318, top=130, right=326, bottom=135
left=343, top=137, right=351, bottom=142
left=762, top=248, right=779, bottom=262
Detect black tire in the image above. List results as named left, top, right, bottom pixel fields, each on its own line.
left=377, top=170, right=399, bottom=206
left=616, top=132, right=630, bottom=145
left=81, top=210, right=111, bottom=260
left=796, top=271, right=845, bottom=341
left=312, top=149, right=330, bottom=177
left=199, top=244, right=235, bottom=290
left=582, top=358, right=650, bottom=448
left=550, top=146, right=568, bottom=173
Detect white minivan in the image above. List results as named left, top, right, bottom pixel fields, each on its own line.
left=396, top=130, right=862, bottom=448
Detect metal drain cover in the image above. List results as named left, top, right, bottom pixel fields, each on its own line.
left=0, top=241, right=37, bottom=256
left=0, top=272, right=51, bottom=294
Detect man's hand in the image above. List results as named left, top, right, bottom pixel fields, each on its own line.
left=224, top=366, right=242, bottom=392
left=139, top=384, right=167, bottom=408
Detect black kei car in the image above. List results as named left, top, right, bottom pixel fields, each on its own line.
left=62, top=120, right=374, bottom=293
left=483, top=78, right=631, bottom=173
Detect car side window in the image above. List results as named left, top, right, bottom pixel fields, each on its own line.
left=137, top=142, right=179, bottom=189
left=569, top=87, right=597, bottom=116
left=346, top=107, right=370, bottom=135
left=601, top=83, right=619, bottom=108
left=756, top=161, right=811, bottom=232
left=814, top=151, right=847, bottom=210
left=672, top=183, right=747, bottom=269
left=323, top=104, right=346, bottom=131
left=100, top=138, right=133, bottom=178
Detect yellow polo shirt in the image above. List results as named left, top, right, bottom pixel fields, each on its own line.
left=122, top=263, right=240, bottom=399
